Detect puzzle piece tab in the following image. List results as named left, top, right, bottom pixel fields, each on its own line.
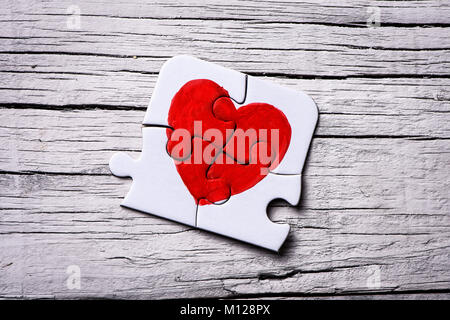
left=109, top=127, right=197, bottom=226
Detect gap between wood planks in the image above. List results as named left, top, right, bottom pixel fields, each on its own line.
left=12, top=12, right=450, bottom=28
left=220, top=288, right=450, bottom=299
left=1, top=55, right=450, bottom=78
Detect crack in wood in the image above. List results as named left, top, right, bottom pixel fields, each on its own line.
left=222, top=288, right=450, bottom=299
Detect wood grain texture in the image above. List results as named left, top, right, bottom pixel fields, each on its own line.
left=0, top=0, right=449, bottom=299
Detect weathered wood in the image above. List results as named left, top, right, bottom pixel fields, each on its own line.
left=1, top=18, right=449, bottom=78
left=3, top=0, right=450, bottom=25
left=247, top=293, right=450, bottom=300
left=1, top=107, right=449, bottom=175
left=1, top=129, right=449, bottom=210
left=1, top=107, right=449, bottom=298
left=0, top=0, right=449, bottom=299
left=1, top=171, right=449, bottom=298
left=0, top=57, right=449, bottom=113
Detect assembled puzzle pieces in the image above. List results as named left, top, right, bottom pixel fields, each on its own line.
left=166, top=77, right=293, bottom=205
left=110, top=55, right=318, bottom=251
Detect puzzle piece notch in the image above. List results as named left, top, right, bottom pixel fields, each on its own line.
left=109, top=127, right=198, bottom=227
left=143, top=55, right=247, bottom=127
left=197, top=173, right=302, bottom=252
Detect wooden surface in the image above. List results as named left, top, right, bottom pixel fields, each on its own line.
left=1, top=0, right=449, bottom=299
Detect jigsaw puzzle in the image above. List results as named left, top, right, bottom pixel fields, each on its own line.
left=109, top=55, right=318, bottom=251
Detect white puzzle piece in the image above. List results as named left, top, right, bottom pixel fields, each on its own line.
left=197, top=173, right=301, bottom=252
left=143, top=55, right=247, bottom=126
left=109, top=127, right=197, bottom=226
left=242, top=76, right=318, bottom=174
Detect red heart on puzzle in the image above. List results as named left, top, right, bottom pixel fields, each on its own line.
left=167, top=79, right=291, bottom=205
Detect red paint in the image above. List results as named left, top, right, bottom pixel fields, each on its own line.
left=166, top=79, right=235, bottom=154
left=167, top=79, right=291, bottom=205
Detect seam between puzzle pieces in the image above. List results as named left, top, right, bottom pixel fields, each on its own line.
left=230, top=74, right=248, bottom=105
left=193, top=75, right=249, bottom=212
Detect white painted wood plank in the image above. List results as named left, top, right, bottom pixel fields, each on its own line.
left=0, top=54, right=449, bottom=107
left=3, top=14, right=449, bottom=51
left=0, top=108, right=449, bottom=174
left=3, top=0, right=450, bottom=24
left=1, top=17, right=449, bottom=77
left=247, top=293, right=450, bottom=299
left=1, top=159, right=449, bottom=216
left=0, top=171, right=448, bottom=298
